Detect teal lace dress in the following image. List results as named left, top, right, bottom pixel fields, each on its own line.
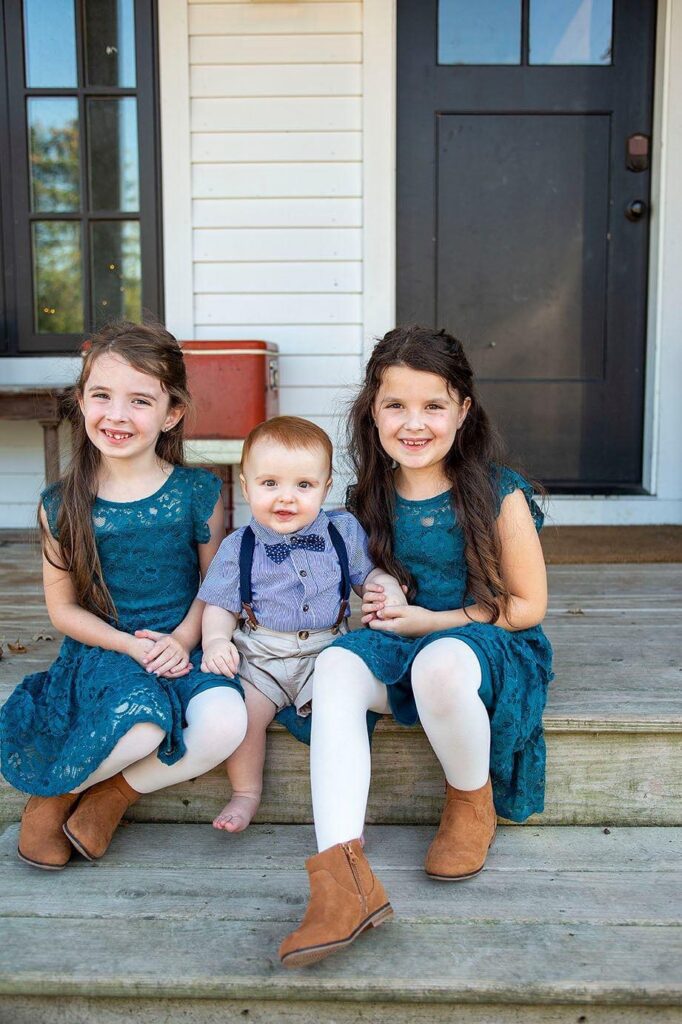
left=0, top=466, right=243, bottom=797
left=332, top=467, right=554, bottom=822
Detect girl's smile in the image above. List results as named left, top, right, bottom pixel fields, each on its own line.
left=373, top=365, right=470, bottom=488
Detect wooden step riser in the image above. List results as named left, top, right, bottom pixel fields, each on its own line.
left=2, top=996, right=679, bottom=1024
left=1, top=724, right=679, bottom=826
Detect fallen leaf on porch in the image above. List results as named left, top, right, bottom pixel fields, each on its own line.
left=566, top=607, right=585, bottom=615
left=8, top=642, right=28, bottom=654
left=31, top=632, right=54, bottom=642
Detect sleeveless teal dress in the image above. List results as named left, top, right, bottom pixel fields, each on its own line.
left=331, top=467, right=554, bottom=822
left=0, top=466, right=243, bottom=797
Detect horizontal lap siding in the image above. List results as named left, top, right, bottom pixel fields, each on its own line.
left=189, top=0, right=364, bottom=523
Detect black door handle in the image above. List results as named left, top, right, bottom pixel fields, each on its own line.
left=625, top=199, right=647, bottom=222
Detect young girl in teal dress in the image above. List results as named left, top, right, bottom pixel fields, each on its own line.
left=279, top=325, right=553, bottom=967
left=0, top=322, right=246, bottom=870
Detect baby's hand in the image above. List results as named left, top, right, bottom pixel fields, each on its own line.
left=361, top=581, right=408, bottom=624
left=201, top=638, right=239, bottom=678
left=135, top=629, right=192, bottom=678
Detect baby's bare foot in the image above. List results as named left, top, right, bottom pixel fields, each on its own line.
left=212, top=794, right=260, bottom=833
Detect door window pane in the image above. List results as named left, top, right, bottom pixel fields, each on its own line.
left=91, top=221, right=141, bottom=324
left=85, top=0, right=136, bottom=87
left=530, top=0, right=613, bottom=65
left=24, top=0, right=77, bottom=87
left=87, top=98, right=139, bottom=211
left=33, top=222, right=84, bottom=333
left=439, top=0, right=521, bottom=65
left=28, top=99, right=80, bottom=213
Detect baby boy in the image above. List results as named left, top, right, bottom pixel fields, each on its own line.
left=199, top=415, right=403, bottom=833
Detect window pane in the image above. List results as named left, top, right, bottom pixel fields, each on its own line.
left=28, top=99, right=80, bottom=213
left=439, top=0, right=521, bottom=65
left=91, top=221, right=141, bottom=324
left=87, top=98, right=139, bottom=211
left=530, top=0, right=613, bottom=65
left=33, top=222, right=84, bottom=333
left=24, top=0, right=77, bottom=87
left=85, top=0, right=136, bottom=87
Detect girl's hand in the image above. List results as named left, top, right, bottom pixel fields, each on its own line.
left=126, top=635, right=156, bottom=667
left=134, top=629, right=192, bottom=677
left=361, top=582, right=408, bottom=624
left=201, top=638, right=239, bottom=678
left=369, top=604, right=437, bottom=638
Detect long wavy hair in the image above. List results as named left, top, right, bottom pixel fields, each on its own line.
left=41, top=320, right=191, bottom=622
left=347, top=325, right=512, bottom=622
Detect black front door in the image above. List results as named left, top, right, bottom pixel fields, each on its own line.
left=397, top=0, right=656, bottom=490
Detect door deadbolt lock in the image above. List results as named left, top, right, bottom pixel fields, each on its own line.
left=626, top=133, right=650, bottom=172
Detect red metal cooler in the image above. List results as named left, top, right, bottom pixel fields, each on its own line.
left=181, top=340, right=279, bottom=439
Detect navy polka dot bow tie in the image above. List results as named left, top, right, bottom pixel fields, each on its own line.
left=264, top=534, right=326, bottom=563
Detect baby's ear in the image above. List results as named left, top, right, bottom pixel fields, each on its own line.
left=238, top=473, right=249, bottom=502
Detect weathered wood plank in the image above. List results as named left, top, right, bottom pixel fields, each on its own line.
left=2, top=867, right=679, bottom=928
left=4, top=823, right=679, bottom=872
left=1, top=825, right=679, bottom=1017
left=3, top=995, right=679, bottom=1024
left=1, top=917, right=680, bottom=1004
left=1, top=860, right=678, bottom=927
left=0, top=726, right=679, bottom=826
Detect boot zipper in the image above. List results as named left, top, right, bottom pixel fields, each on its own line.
left=343, top=842, right=368, bottom=914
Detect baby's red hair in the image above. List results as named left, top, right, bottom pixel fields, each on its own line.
left=241, top=416, right=333, bottom=476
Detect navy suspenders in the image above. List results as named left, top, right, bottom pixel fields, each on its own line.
left=238, top=522, right=351, bottom=629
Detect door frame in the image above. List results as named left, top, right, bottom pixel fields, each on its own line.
left=362, top=0, right=682, bottom=524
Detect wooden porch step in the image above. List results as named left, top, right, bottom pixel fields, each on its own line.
left=0, top=823, right=680, bottom=1023
left=1, top=553, right=681, bottom=826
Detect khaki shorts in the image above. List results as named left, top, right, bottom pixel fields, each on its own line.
left=233, top=619, right=348, bottom=716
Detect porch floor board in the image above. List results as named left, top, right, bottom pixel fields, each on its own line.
left=0, top=823, right=680, bottom=1020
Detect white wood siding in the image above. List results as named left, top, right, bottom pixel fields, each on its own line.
left=189, top=0, right=364, bottom=521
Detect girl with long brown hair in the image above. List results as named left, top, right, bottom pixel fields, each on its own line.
left=279, top=325, right=553, bottom=967
left=0, top=321, right=246, bottom=870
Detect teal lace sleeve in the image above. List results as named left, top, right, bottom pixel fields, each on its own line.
left=191, top=468, right=223, bottom=543
left=495, top=465, right=544, bottom=533
left=41, top=483, right=62, bottom=539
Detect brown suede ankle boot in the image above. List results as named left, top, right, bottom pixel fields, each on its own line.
left=279, top=838, right=393, bottom=967
left=18, top=793, right=81, bottom=870
left=424, top=777, right=497, bottom=881
left=63, top=772, right=140, bottom=860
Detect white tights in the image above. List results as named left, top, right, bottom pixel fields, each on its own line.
left=310, top=639, right=491, bottom=852
left=72, top=687, right=247, bottom=795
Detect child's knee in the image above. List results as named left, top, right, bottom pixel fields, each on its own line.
left=190, top=689, right=248, bottom=755
left=411, top=642, right=481, bottom=712
left=125, top=721, right=166, bottom=759
left=312, top=647, right=371, bottom=704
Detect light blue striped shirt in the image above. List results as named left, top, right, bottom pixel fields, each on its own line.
left=198, top=509, right=375, bottom=632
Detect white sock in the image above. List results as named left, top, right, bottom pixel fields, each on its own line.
left=310, top=647, right=390, bottom=852
left=411, top=638, right=490, bottom=791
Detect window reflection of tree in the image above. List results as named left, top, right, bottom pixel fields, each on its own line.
left=30, top=118, right=79, bottom=212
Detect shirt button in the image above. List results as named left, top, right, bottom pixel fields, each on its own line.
left=300, top=570, right=307, bottom=577
left=303, top=604, right=310, bottom=612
